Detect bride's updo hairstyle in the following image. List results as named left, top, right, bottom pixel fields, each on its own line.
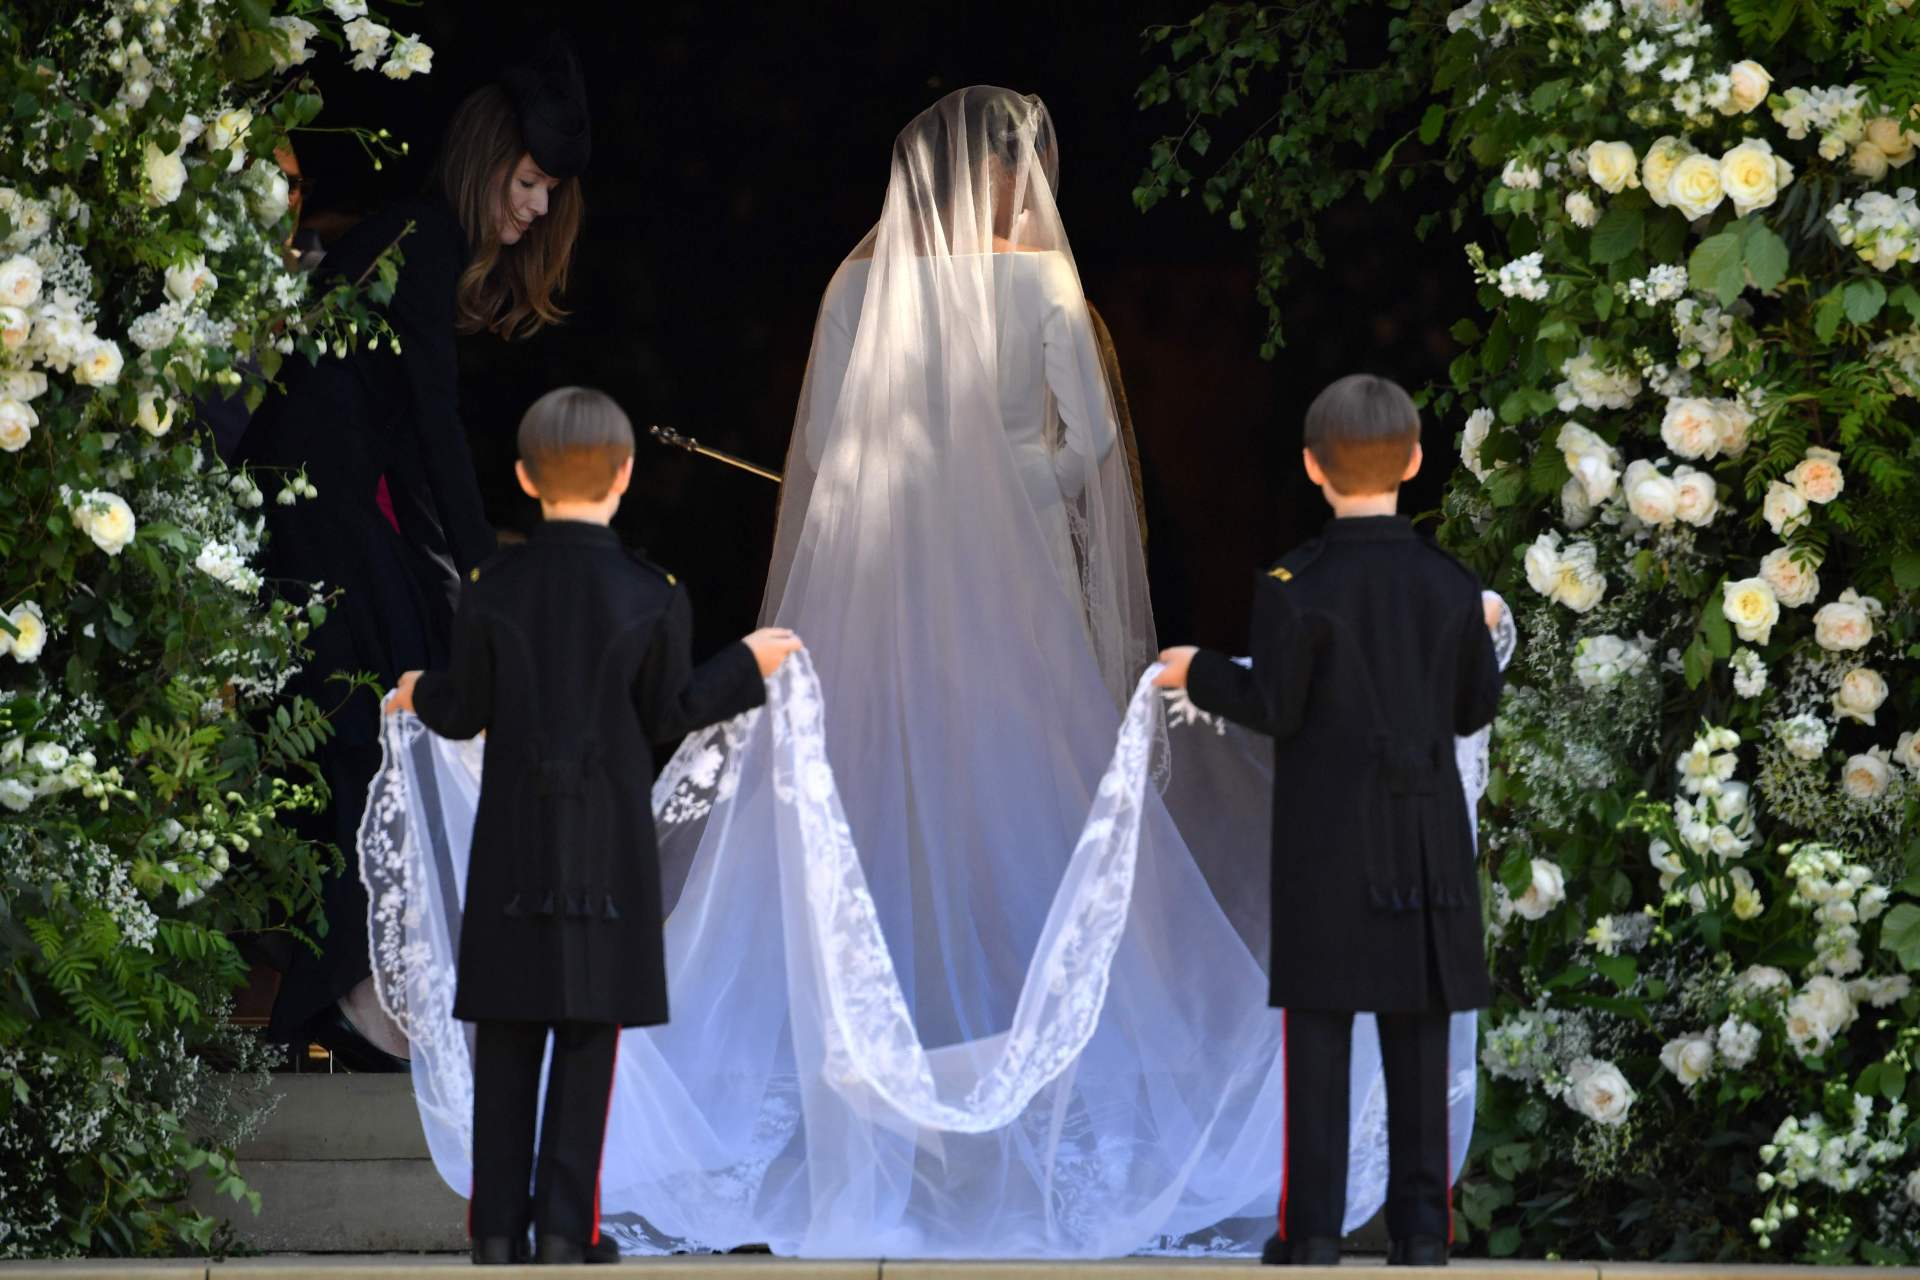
left=517, top=386, right=634, bottom=502
left=1302, top=373, right=1422, bottom=496
left=897, top=86, right=1059, bottom=251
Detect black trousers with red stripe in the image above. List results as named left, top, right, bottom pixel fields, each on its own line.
left=470, top=1020, right=621, bottom=1245
left=1279, top=1008, right=1453, bottom=1244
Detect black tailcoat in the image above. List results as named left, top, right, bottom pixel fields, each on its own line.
left=411, top=521, right=765, bottom=1027
left=1187, top=516, right=1502, bottom=1013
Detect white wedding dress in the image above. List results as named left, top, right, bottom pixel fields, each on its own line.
left=360, top=87, right=1512, bottom=1259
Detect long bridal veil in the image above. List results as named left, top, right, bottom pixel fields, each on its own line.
left=362, top=87, right=1496, bottom=1259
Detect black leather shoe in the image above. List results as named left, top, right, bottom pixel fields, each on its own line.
left=308, top=1003, right=410, bottom=1074
left=1263, top=1234, right=1342, bottom=1265
left=585, top=1235, right=621, bottom=1264
left=1389, top=1236, right=1450, bottom=1266
left=536, top=1235, right=586, bottom=1264
left=471, top=1235, right=528, bottom=1265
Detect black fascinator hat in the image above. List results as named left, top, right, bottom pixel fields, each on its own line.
left=501, top=33, right=590, bottom=180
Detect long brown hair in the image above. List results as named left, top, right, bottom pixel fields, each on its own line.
left=433, top=84, right=582, bottom=340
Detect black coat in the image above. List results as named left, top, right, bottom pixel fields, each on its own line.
left=411, top=521, right=765, bottom=1027
left=1187, top=516, right=1503, bottom=1013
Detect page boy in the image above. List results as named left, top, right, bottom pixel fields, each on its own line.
left=386, top=386, right=801, bottom=1265
left=1155, top=374, right=1503, bottom=1268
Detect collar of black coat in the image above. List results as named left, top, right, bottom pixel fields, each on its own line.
left=1320, top=514, right=1416, bottom=541
left=530, top=519, right=622, bottom=548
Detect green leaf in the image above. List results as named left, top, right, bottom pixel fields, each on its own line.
left=1891, top=283, right=1920, bottom=326
left=1593, top=954, right=1638, bottom=990
left=1815, top=287, right=1847, bottom=342
left=1893, top=550, right=1920, bottom=591
left=1688, top=229, right=1746, bottom=305
left=1682, top=634, right=1713, bottom=690
left=1489, top=1226, right=1522, bottom=1257
left=1844, top=278, right=1888, bottom=325
left=1700, top=589, right=1732, bottom=659
left=1882, top=903, right=1920, bottom=971
left=1589, top=206, right=1643, bottom=265
left=1742, top=224, right=1789, bottom=292
left=1419, top=104, right=1446, bottom=146
left=1593, top=283, right=1613, bottom=321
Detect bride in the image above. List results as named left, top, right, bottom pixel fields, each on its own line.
left=365, top=86, right=1485, bottom=1258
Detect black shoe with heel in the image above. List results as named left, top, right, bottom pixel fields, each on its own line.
left=307, top=1003, right=410, bottom=1074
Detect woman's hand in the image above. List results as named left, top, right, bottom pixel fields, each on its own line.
left=744, top=628, right=804, bottom=677
left=1152, top=646, right=1198, bottom=689
left=385, top=670, right=422, bottom=715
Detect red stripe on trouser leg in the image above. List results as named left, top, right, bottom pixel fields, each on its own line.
left=1277, top=1009, right=1290, bottom=1241
left=590, top=1035, right=620, bottom=1247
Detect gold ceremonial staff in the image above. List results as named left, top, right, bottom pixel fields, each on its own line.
left=649, top=424, right=783, bottom=484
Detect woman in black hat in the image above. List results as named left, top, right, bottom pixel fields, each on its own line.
left=239, top=36, right=590, bottom=1070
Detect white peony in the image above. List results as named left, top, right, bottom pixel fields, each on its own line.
left=1787, top=446, right=1844, bottom=504
left=1762, top=480, right=1810, bottom=536
left=1670, top=466, right=1718, bottom=525
left=1660, top=398, right=1724, bottom=459
left=1564, top=191, right=1600, bottom=227
left=1813, top=590, right=1878, bottom=651
left=1587, top=141, right=1640, bottom=194
left=164, top=257, right=217, bottom=305
left=71, top=489, right=137, bottom=556
left=1568, top=1058, right=1636, bottom=1126
left=0, top=253, right=43, bottom=308
left=1758, top=546, right=1820, bottom=608
left=1722, top=577, right=1780, bottom=644
left=1667, top=153, right=1727, bottom=220
left=142, top=143, right=188, bottom=207
left=1659, top=1033, right=1715, bottom=1087
left=1833, top=668, right=1888, bottom=725
left=0, top=397, right=35, bottom=452
left=1716, top=1016, right=1762, bottom=1067
left=1512, top=858, right=1567, bottom=921
left=1841, top=749, right=1892, bottom=802
left=4, top=600, right=46, bottom=663
left=1724, top=60, right=1771, bottom=114
left=1623, top=458, right=1678, bottom=525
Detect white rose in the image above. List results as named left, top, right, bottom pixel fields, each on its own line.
left=1660, top=398, right=1723, bottom=459
left=206, top=109, right=253, bottom=155
left=1641, top=136, right=1692, bottom=208
left=1564, top=191, right=1600, bottom=228
left=164, top=257, right=217, bottom=305
left=1512, top=858, right=1567, bottom=921
left=1714, top=399, right=1752, bottom=456
left=1587, top=141, right=1640, bottom=195
left=1724, top=60, right=1771, bottom=114
left=1551, top=540, right=1607, bottom=613
left=1720, top=139, right=1785, bottom=216
left=1813, top=594, right=1874, bottom=652
left=1866, top=117, right=1916, bottom=168
left=1833, top=668, right=1888, bottom=725
left=1524, top=532, right=1562, bottom=598
left=1758, top=546, right=1820, bottom=608
left=1558, top=421, right=1620, bottom=504
left=1624, top=458, right=1678, bottom=526
left=1762, top=481, right=1810, bottom=536
left=1568, top=1058, right=1636, bottom=1126
left=72, top=489, right=137, bottom=556
left=0, top=397, right=36, bottom=452
left=1852, top=141, right=1892, bottom=181
left=5, top=601, right=46, bottom=663
left=1841, top=750, right=1891, bottom=802
left=248, top=162, right=291, bottom=224
left=1667, top=153, right=1727, bottom=220
left=72, top=339, right=124, bottom=387
left=135, top=390, right=175, bottom=437
left=1894, top=729, right=1920, bottom=777
left=1716, top=1016, right=1762, bottom=1068
left=1787, top=446, right=1844, bottom=504
left=1671, top=466, right=1718, bottom=526
left=1659, top=1034, right=1715, bottom=1087
left=1734, top=965, right=1791, bottom=999
left=1560, top=476, right=1596, bottom=529
left=1461, top=407, right=1496, bottom=481
left=141, top=143, right=187, bottom=207
left=4, top=370, right=46, bottom=401
left=1800, top=975, right=1858, bottom=1034
left=1722, top=577, right=1780, bottom=644
left=0, top=253, right=43, bottom=308
left=0, top=304, right=30, bottom=350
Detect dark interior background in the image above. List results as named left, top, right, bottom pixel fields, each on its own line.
left=293, top=0, right=1474, bottom=655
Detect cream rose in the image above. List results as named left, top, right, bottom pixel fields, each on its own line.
left=1715, top=399, right=1753, bottom=456
left=1667, top=153, right=1726, bottom=220
left=4, top=601, right=46, bottom=663
left=1671, top=466, right=1718, bottom=526
left=1724, top=60, right=1771, bottom=114
left=72, top=339, right=124, bottom=387
left=1552, top=541, right=1607, bottom=613
left=1720, top=140, right=1785, bottom=216
left=1641, top=136, right=1692, bottom=208
left=142, top=143, right=188, bottom=207
left=1813, top=592, right=1875, bottom=651
left=1723, top=577, right=1780, bottom=644
left=1787, top=446, right=1844, bottom=504
left=1513, top=858, right=1567, bottom=921
left=0, top=253, right=43, bottom=308
left=1586, top=141, right=1640, bottom=195
left=1762, top=480, right=1810, bottom=537
left=206, top=108, right=253, bottom=155
left=135, top=390, right=175, bottom=437
left=1894, top=729, right=1920, bottom=777
left=1833, top=668, right=1888, bottom=725
left=1568, top=1059, right=1635, bottom=1126
left=1524, top=533, right=1561, bottom=598
left=1852, top=141, right=1891, bottom=181
left=1624, top=458, right=1678, bottom=526
left=1842, top=750, right=1892, bottom=802
left=1660, top=398, right=1723, bottom=459
left=0, top=397, right=35, bottom=452
left=73, top=490, right=137, bottom=555
left=164, top=258, right=217, bottom=305
left=1558, top=421, right=1620, bottom=504
left=1866, top=117, right=1916, bottom=168
left=1660, top=1034, right=1715, bottom=1086
left=1758, top=546, right=1820, bottom=608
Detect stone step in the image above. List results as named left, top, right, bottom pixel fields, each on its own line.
left=238, top=1073, right=432, bottom=1161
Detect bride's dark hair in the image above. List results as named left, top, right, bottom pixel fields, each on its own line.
left=896, top=87, right=1057, bottom=251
